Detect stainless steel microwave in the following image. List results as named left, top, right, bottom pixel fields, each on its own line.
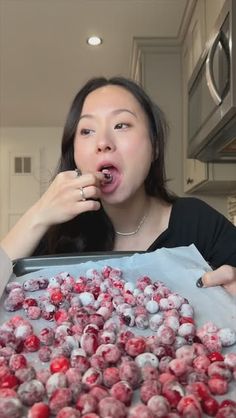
left=187, top=0, right=236, bottom=162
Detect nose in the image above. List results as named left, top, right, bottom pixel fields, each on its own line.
left=96, top=130, right=116, bottom=153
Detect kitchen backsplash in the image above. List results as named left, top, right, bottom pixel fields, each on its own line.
left=228, top=195, right=236, bottom=226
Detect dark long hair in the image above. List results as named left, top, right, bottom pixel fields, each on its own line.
left=36, top=77, right=176, bottom=255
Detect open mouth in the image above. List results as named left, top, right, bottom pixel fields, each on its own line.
left=100, top=166, right=114, bottom=184
left=98, top=163, right=121, bottom=194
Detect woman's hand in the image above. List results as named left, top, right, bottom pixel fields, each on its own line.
left=0, top=170, right=104, bottom=260
left=35, top=170, right=104, bottom=227
left=199, top=265, right=236, bottom=295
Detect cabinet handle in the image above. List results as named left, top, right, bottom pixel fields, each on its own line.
left=186, top=177, right=194, bottom=184
left=206, top=30, right=229, bottom=106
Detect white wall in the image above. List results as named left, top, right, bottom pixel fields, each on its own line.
left=0, top=127, right=62, bottom=239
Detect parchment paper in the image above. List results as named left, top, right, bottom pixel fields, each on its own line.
left=3, top=244, right=235, bottom=330
left=0, top=244, right=235, bottom=412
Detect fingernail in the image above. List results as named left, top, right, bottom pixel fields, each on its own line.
left=196, top=277, right=203, bottom=288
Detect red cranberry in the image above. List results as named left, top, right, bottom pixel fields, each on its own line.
left=220, top=400, right=236, bottom=408
left=208, top=376, right=228, bottom=395
left=0, top=374, right=20, bottom=389
left=9, top=354, right=27, bottom=371
left=24, top=335, right=40, bottom=352
left=202, top=397, right=219, bottom=416
left=28, top=402, right=50, bottom=418
left=23, top=298, right=38, bottom=310
left=50, top=290, right=64, bottom=305
left=76, top=393, right=97, bottom=414
left=50, top=356, right=70, bottom=373
left=208, top=352, right=224, bottom=362
left=125, top=337, right=146, bottom=357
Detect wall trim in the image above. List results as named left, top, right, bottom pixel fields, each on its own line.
left=129, top=0, right=197, bottom=80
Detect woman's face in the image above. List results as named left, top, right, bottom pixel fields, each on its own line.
left=74, top=85, right=153, bottom=204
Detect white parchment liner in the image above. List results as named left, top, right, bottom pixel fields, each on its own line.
left=0, top=245, right=235, bottom=411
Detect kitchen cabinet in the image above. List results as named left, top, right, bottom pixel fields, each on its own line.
left=184, top=0, right=226, bottom=83
left=205, top=0, right=226, bottom=42
left=182, top=6, right=208, bottom=193
left=184, top=0, right=206, bottom=82
left=182, top=0, right=236, bottom=194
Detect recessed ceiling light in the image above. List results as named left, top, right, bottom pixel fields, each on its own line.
left=87, top=36, right=102, bottom=46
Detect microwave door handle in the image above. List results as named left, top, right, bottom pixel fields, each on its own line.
left=206, top=32, right=222, bottom=105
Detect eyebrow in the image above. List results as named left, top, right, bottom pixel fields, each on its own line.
left=79, top=108, right=137, bottom=121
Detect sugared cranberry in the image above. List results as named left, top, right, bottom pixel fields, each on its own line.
left=125, top=337, right=146, bottom=357
left=23, top=298, right=38, bottom=310
left=76, top=393, right=97, bottom=414
left=56, top=407, right=81, bottom=418
left=50, top=290, right=64, bottom=305
left=0, top=374, right=20, bottom=389
left=24, top=335, right=40, bottom=352
left=98, top=396, right=127, bottom=418
left=50, top=357, right=70, bottom=373
left=202, top=397, right=219, bottom=416
left=49, top=388, right=73, bottom=415
left=208, top=352, right=224, bottom=362
left=28, top=402, right=50, bottom=418
left=102, top=367, right=120, bottom=388
left=9, top=354, right=27, bottom=371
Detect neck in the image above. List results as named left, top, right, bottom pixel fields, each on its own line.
left=103, top=194, right=151, bottom=236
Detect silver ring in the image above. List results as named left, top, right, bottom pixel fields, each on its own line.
left=79, top=187, right=86, bottom=201
left=75, top=168, right=81, bottom=177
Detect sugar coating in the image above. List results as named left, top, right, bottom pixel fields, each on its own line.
left=1, top=264, right=236, bottom=416
left=217, top=328, right=236, bottom=346
left=135, top=352, right=159, bottom=368
left=110, top=380, right=133, bottom=406
left=79, top=292, right=95, bottom=306
left=145, top=300, right=159, bottom=314
left=17, top=379, right=45, bottom=406
left=98, top=396, right=127, bottom=418
left=0, top=397, right=23, bottom=418
left=124, top=282, right=136, bottom=293
left=147, top=395, right=170, bottom=416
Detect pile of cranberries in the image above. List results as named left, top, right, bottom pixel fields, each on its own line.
left=0, top=266, right=236, bottom=418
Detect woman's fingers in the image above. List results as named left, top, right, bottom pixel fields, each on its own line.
left=199, top=265, right=236, bottom=295
left=34, top=170, right=104, bottom=226
left=77, top=184, right=102, bottom=202
left=74, top=170, right=105, bottom=187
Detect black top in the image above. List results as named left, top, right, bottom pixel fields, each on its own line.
left=147, top=197, right=236, bottom=269
left=34, top=197, right=236, bottom=269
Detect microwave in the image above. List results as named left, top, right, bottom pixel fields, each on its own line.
left=187, top=0, right=236, bottom=162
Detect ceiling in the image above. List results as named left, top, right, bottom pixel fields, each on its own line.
left=0, top=0, right=193, bottom=127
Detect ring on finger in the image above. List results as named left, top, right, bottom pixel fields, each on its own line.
left=79, top=187, right=86, bottom=201
left=75, top=168, right=81, bottom=177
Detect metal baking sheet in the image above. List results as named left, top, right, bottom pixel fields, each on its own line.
left=13, top=251, right=143, bottom=276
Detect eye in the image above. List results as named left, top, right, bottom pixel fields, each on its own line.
left=80, top=128, right=94, bottom=136
left=114, top=122, right=130, bottom=130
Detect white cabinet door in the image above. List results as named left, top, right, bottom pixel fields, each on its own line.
left=184, top=0, right=206, bottom=81
left=183, top=158, right=208, bottom=192
left=0, top=147, right=42, bottom=238
left=182, top=17, right=208, bottom=194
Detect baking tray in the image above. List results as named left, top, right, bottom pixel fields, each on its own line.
left=13, top=251, right=143, bottom=276
left=3, top=247, right=236, bottom=413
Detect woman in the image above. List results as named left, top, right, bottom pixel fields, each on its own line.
left=1, top=77, right=236, bottom=294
